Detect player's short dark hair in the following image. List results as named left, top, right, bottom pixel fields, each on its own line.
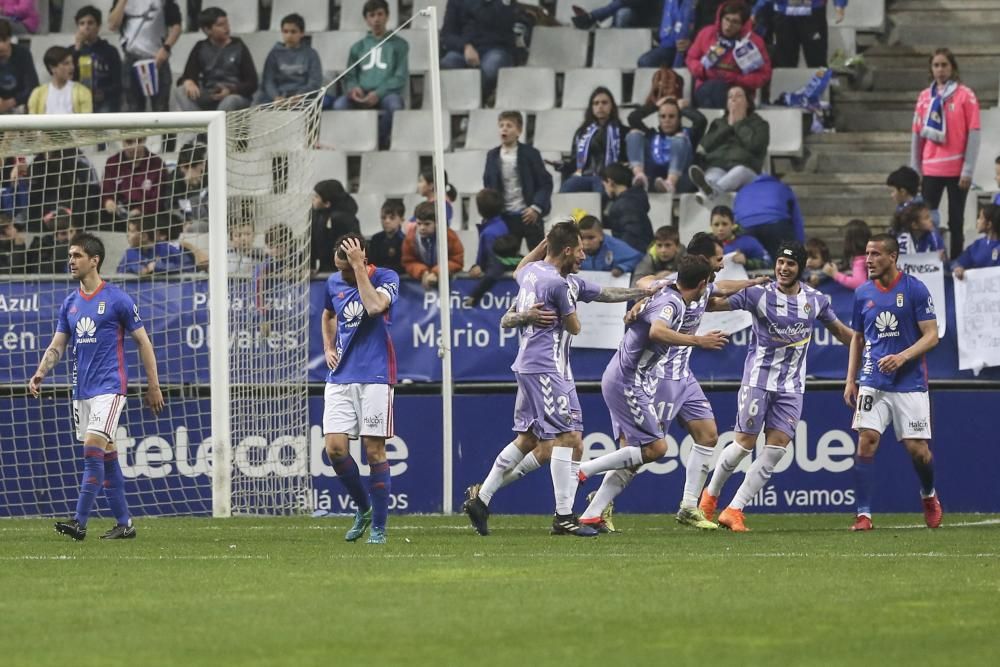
left=70, top=232, right=105, bottom=270
left=886, top=166, right=920, bottom=196
left=334, top=232, right=366, bottom=261
left=547, top=220, right=581, bottom=256
left=599, top=163, right=632, bottom=188
left=364, top=0, right=390, bottom=16
left=687, top=231, right=722, bottom=259
left=414, top=201, right=436, bottom=222
left=280, top=13, right=305, bottom=31
left=43, top=46, right=72, bottom=73
left=870, top=233, right=899, bottom=257
left=198, top=6, right=227, bottom=31
left=75, top=5, right=102, bottom=24
left=0, top=19, right=12, bottom=40
left=178, top=143, right=206, bottom=168
left=380, top=199, right=404, bottom=218
left=498, top=110, right=523, bottom=128
left=577, top=215, right=602, bottom=232
left=710, top=205, right=734, bottom=221
left=654, top=225, right=680, bottom=244
left=805, top=237, right=830, bottom=264
left=776, top=240, right=807, bottom=280
left=313, top=179, right=347, bottom=206
left=675, top=255, right=711, bottom=289
left=476, top=188, right=503, bottom=219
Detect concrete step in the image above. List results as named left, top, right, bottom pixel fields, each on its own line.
left=869, top=67, right=999, bottom=94
left=833, top=88, right=999, bottom=107
left=813, top=151, right=910, bottom=174
left=784, top=171, right=889, bottom=187
left=833, top=108, right=914, bottom=132
left=892, top=11, right=1000, bottom=25
left=888, top=23, right=1000, bottom=48
left=798, top=194, right=890, bottom=217
left=863, top=44, right=1000, bottom=69
left=891, top=0, right=1000, bottom=12
left=805, top=131, right=911, bottom=146
left=801, top=216, right=888, bottom=258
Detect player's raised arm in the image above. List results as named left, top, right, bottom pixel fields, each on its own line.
left=707, top=296, right=732, bottom=312
left=29, top=332, right=69, bottom=397
left=130, top=326, right=164, bottom=415
left=713, top=275, right=770, bottom=298
left=342, top=237, right=391, bottom=316
left=514, top=238, right=548, bottom=277
left=592, top=285, right=654, bottom=302
left=649, top=320, right=727, bottom=350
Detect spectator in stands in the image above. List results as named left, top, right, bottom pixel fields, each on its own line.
left=483, top=110, right=552, bottom=250
left=686, top=1, right=771, bottom=109
left=953, top=204, right=1000, bottom=279
left=578, top=214, right=642, bottom=276
left=753, top=1, right=846, bottom=68
left=173, top=6, right=257, bottom=112
left=415, top=167, right=456, bottom=227
left=466, top=233, right=521, bottom=306
left=731, top=173, right=804, bottom=258
left=255, top=223, right=301, bottom=334
left=0, top=211, right=29, bottom=272
left=994, top=156, right=1000, bottom=205
left=570, top=1, right=663, bottom=29
left=804, top=237, right=831, bottom=287
left=710, top=204, right=770, bottom=269
left=28, top=47, right=94, bottom=114
left=0, top=0, right=38, bottom=34
left=109, top=0, right=182, bottom=113
left=440, top=0, right=516, bottom=99
left=334, top=1, right=407, bottom=150
left=562, top=87, right=627, bottom=194
left=0, top=18, right=37, bottom=113
left=368, top=199, right=405, bottom=274
left=688, top=85, right=769, bottom=198
left=101, top=136, right=166, bottom=225
left=627, top=96, right=706, bottom=193
left=118, top=214, right=196, bottom=274
left=601, top=163, right=654, bottom=252
left=821, top=218, right=869, bottom=289
left=28, top=206, right=76, bottom=274
left=71, top=5, right=123, bottom=113
left=227, top=219, right=263, bottom=275
left=467, top=188, right=510, bottom=277
left=257, top=13, right=322, bottom=106
left=891, top=202, right=946, bottom=260
left=886, top=165, right=938, bottom=229
left=1, top=156, right=29, bottom=222
left=28, top=148, right=101, bottom=228
left=311, top=179, right=360, bottom=273
left=911, top=48, right=980, bottom=260
left=694, top=0, right=728, bottom=33
left=162, top=142, right=208, bottom=231
left=637, top=0, right=697, bottom=68
left=631, top=224, right=685, bottom=286
left=402, top=201, right=464, bottom=290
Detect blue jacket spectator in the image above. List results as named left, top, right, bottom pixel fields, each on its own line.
left=1, top=157, right=28, bottom=221
left=638, top=0, right=697, bottom=68
left=440, top=0, right=516, bottom=96
left=257, top=13, right=323, bottom=104
left=467, top=190, right=519, bottom=305
left=472, top=212, right=510, bottom=274
left=578, top=215, right=643, bottom=276
left=732, top=174, right=805, bottom=259
left=117, top=241, right=195, bottom=274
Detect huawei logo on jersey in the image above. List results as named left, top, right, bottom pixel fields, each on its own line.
left=75, top=316, right=97, bottom=343
left=874, top=311, right=899, bottom=338
left=342, top=300, right=365, bottom=328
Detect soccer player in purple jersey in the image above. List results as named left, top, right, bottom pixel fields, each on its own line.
left=30, top=233, right=164, bottom=541
left=844, top=234, right=941, bottom=531
left=321, top=233, right=400, bottom=544
left=697, top=241, right=854, bottom=531
left=461, top=228, right=652, bottom=536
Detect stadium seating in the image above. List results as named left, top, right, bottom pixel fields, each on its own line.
left=973, top=107, right=1000, bottom=193
left=440, top=69, right=482, bottom=111
left=339, top=0, right=399, bottom=31
left=457, top=226, right=480, bottom=269
left=390, top=110, right=452, bottom=152
left=398, top=30, right=431, bottom=73
left=359, top=152, right=420, bottom=195
left=549, top=192, right=601, bottom=221
left=561, top=69, right=623, bottom=108
left=677, top=194, right=711, bottom=246
left=527, top=27, right=587, bottom=70
left=353, top=193, right=386, bottom=237
left=495, top=67, right=556, bottom=112
left=756, top=109, right=804, bottom=157
left=828, top=26, right=856, bottom=59
left=462, top=109, right=507, bottom=151
left=444, top=151, right=489, bottom=196
left=318, top=110, right=379, bottom=152
left=541, top=151, right=564, bottom=191
left=833, top=0, right=885, bottom=31
left=311, top=30, right=366, bottom=78
left=592, top=29, right=652, bottom=71
left=532, top=109, right=581, bottom=153
left=172, top=32, right=205, bottom=75
left=240, top=32, right=281, bottom=73
left=95, top=231, right=129, bottom=273
left=410, top=0, right=448, bottom=29
left=269, top=0, right=332, bottom=32
left=648, top=193, right=674, bottom=228
left=769, top=68, right=830, bottom=104
left=209, top=0, right=259, bottom=34
left=306, top=150, right=349, bottom=189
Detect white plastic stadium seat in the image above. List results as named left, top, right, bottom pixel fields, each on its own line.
left=561, top=69, right=623, bottom=109
left=541, top=151, right=564, bottom=191
left=495, top=67, right=556, bottom=112
left=304, top=150, right=348, bottom=192
left=549, top=193, right=601, bottom=222
left=398, top=30, right=430, bottom=73
left=311, top=31, right=366, bottom=78
left=359, top=152, right=421, bottom=195
left=390, top=110, right=452, bottom=153
left=444, top=151, right=489, bottom=196
left=410, top=0, right=448, bottom=29
left=269, top=0, right=331, bottom=31
left=757, top=108, right=803, bottom=157
left=228, top=151, right=276, bottom=194
left=532, top=109, right=582, bottom=153
left=171, top=32, right=204, bottom=76
left=339, top=0, right=399, bottom=31
left=831, top=0, right=884, bottom=31
left=457, top=227, right=479, bottom=270
left=96, top=232, right=129, bottom=274
left=527, top=27, right=587, bottom=70
left=318, top=110, right=378, bottom=152
left=210, top=0, right=258, bottom=34
left=647, top=193, right=674, bottom=228
left=973, top=107, right=1000, bottom=193
left=629, top=67, right=692, bottom=105
left=249, top=110, right=310, bottom=150
left=353, top=193, right=387, bottom=238
left=240, top=32, right=282, bottom=76
left=592, top=29, right=652, bottom=71
left=441, top=69, right=482, bottom=111
left=463, top=109, right=508, bottom=151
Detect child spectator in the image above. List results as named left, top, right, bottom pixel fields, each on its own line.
left=1, top=156, right=29, bottom=222
left=71, top=5, right=123, bottom=113
left=804, top=237, right=831, bottom=287
left=710, top=204, right=770, bottom=269
left=162, top=143, right=208, bottom=230
left=173, top=6, right=257, bottom=112
left=28, top=207, right=76, bottom=274
left=368, top=199, right=406, bottom=274
left=953, top=204, right=1000, bottom=279
left=102, top=136, right=167, bottom=223
left=689, top=85, right=769, bottom=198
left=686, top=1, right=771, bottom=109
left=255, top=223, right=300, bottom=334
left=466, top=233, right=521, bottom=306
left=578, top=215, right=643, bottom=276
left=415, top=167, right=455, bottom=227
left=402, top=201, right=464, bottom=290
left=631, top=225, right=685, bottom=286
left=886, top=165, right=938, bottom=229
left=258, top=12, right=322, bottom=105
left=311, top=179, right=360, bottom=273
left=108, top=0, right=182, bottom=113
left=466, top=189, right=515, bottom=304
left=118, top=214, right=197, bottom=274
left=822, top=218, right=870, bottom=289
left=28, top=46, right=93, bottom=114
left=562, top=87, right=627, bottom=194
left=891, top=202, right=946, bottom=260
left=227, top=219, right=263, bottom=275
left=334, top=0, right=407, bottom=149
left=0, top=211, right=29, bottom=272
left=627, top=96, right=706, bottom=193
left=601, top=163, right=654, bottom=253
left=0, top=18, right=38, bottom=114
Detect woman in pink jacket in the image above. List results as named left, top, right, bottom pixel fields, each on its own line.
left=0, top=0, right=40, bottom=34
left=911, top=48, right=981, bottom=260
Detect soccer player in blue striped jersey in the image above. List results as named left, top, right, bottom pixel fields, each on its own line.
left=321, top=233, right=399, bottom=544
left=30, top=233, right=164, bottom=541
left=844, top=234, right=942, bottom=531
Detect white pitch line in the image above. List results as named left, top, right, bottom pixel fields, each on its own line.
left=0, top=554, right=271, bottom=561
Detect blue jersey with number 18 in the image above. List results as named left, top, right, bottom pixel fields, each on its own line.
left=325, top=265, right=399, bottom=385
left=851, top=272, right=936, bottom=392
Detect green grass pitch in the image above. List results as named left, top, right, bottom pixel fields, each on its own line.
left=2, top=514, right=999, bottom=667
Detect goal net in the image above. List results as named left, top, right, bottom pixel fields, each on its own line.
left=0, top=98, right=320, bottom=518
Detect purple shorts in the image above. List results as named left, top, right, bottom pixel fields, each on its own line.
left=735, top=385, right=803, bottom=439
left=512, top=372, right=583, bottom=440
left=653, top=374, right=715, bottom=429
left=601, top=365, right=662, bottom=447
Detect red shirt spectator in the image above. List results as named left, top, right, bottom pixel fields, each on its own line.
left=686, top=1, right=771, bottom=108
left=101, top=137, right=166, bottom=218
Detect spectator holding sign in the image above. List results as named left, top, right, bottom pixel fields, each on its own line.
left=953, top=204, right=1000, bottom=279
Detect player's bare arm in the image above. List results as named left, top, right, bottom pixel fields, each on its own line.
left=500, top=303, right=557, bottom=329
left=826, top=320, right=855, bottom=346
left=562, top=312, right=582, bottom=336
left=342, top=237, right=391, bottom=315
left=321, top=308, right=338, bottom=369
left=514, top=238, right=548, bottom=276
left=649, top=320, right=727, bottom=350
left=878, top=318, right=938, bottom=374
left=706, top=296, right=732, bottom=312
left=844, top=331, right=864, bottom=407
left=130, top=326, right=164, bottom=415
left=29, top=332, right=69, bottom=397
left=713, top=276, right=770, bottom=297
left=592, top=286, right=654, bottom=303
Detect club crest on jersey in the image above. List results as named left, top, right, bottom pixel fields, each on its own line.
left=896, top=293, right=903, bottom=308
left=97, top=301, right=106, bottom=314
left=804, top=303, right=812, bottom=315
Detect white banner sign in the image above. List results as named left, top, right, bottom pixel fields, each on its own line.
left=572, top=270, right=630, bottom=350
left=953, top=266, right=1000, bottom=375
left=698, top=253, right=752, bottom=335
left=899, top=252, right=946, bottom=337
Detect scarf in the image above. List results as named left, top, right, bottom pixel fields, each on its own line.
left=575, top=123, right=620, bottom=172
left=920, top=80, right=958, bottom=144
left=649, top=128, right=691, bottom=166
left=418, top=233, right=436, bottom=265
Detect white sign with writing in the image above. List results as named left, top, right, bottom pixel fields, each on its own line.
left=572, top=270, right=630, bottom=350
left=899, top=252, right=946, bottom=337
left=953, top=266, right=1000, bottom=375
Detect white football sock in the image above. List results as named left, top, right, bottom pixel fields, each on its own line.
left=680, top=444, right=716, bottom=508
left=478, top=442, right=523, bottom=505
left=580, top=467, right=637, bottom=520
left=550, top=446, right=577, bottom=515
left=730, top=445, right=786, bottom=510
left=499, top=451, right=541, bottom=490
left=706, top=443, right=753, bottom=498
left=580, top=446, right=644, bottom=479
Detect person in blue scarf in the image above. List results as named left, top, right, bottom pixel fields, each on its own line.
left=752, top=0, right=846, bottom=68
left=560, top=87, right=627, bottom=194
left=626, top=96, right=707, bottom=193
left=637, top=0, right=697, bottom=68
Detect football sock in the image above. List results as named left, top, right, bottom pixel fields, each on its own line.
left=730, top=445, right=786, bottom=511
left=706, top=442, right=752, bottom=497
left=73, top=446, right=106, bottom=527
left=368, top=461, right=391, bottom=531
left=479, top=442, right=524, bottom=504
left=681, top=444, right=716, bottom=508
left=500, top=451, right=541, bottom=489
left=580, top=467, right=636, bottom=520
left=580, top=446, right=643, bottom=478
left=550, top=446, right=576, bottom=515
left=911, top=454, right=936, bottom=498
left=853, top=454, right=875, bottom=517
left=102, top=451, right=130, bottom=526
left=330, top=454, right=371, bottom=513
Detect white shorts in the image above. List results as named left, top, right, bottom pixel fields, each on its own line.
left=323, top=383, right=394, bottom=439
left=852, top=387, right=932, bottom=441
left=73, top=393, right=126, bottom=443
